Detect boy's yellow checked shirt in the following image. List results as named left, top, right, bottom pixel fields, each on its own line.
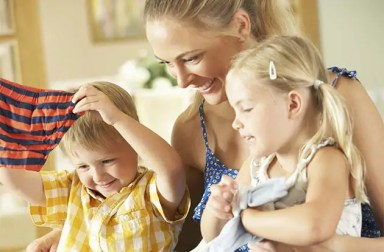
left=29, top=167, right=190, bottom=251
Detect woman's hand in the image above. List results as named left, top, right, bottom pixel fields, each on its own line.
left=248, top=240, right=279, bottom=252
left=205, top=175, right=238, bottom=220
left=248, top=240, right=300, bottom=252
left=26, top=229, right=61, bottom=252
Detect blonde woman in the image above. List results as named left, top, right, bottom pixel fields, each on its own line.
left=144, top=0, right=382, bottom=250
left=29, top=0, right=383, bottom=251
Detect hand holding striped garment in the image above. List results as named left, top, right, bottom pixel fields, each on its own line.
left=0, top=78, right=80, bottom=171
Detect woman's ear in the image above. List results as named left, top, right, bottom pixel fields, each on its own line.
left=287, top=91, right=303, bottom=118
left=232, top=10, right=251, bottom=42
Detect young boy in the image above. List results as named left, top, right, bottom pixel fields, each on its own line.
left=0, top=81, right=190, bottom=251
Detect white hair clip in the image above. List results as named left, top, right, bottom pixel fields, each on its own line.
left=313, top=80, right=324, bottom=89
left=269, top=61, right=277, bottom=80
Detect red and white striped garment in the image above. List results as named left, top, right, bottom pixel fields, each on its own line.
left=0, top=78, right=79, bottom=171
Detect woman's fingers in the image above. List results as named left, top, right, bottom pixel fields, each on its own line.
left=26, top=230, right=61, bottom=252
left=248, top=240, right=281, bottom=252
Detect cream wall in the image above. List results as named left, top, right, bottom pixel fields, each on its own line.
left=35, top=0, right=383, bottom=191
left=318, top=0, right=384, bottom=114
left=38, top=0, right=151, bottom=84
left=318, top=0, right=384, bottom=89
left=37, top=1, right=384, bottom=92
left=38, top=0, right=383, bottom=92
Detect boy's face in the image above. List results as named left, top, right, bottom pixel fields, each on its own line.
left=70, top=142, right=138, bottom=198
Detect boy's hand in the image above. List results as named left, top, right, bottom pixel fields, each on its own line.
left=205, top=175, right=238, bottom=220
left=72, top=84, right=124, bottom=125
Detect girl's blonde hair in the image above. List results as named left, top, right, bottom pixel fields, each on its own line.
left=228, top=36, right=367, bottom=203
left=60, top=81, right=138, bottom=158
left=144, top=0, right=299, bottom=116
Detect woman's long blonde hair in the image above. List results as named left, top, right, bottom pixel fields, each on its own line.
left=144, top=0, right=299, bottom=116
left=144, top=0, right=297, bottom=39
left=228, top=36, right=367, bottom=203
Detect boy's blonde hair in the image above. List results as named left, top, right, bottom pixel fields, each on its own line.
left=144, top=0, right=299, bottom=116
left=228, top=36, right=367, bottom=203
left=60, top=81, right=138, bottom=157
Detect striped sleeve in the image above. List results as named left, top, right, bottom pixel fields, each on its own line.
left=0, top=78, right=80, bottom=171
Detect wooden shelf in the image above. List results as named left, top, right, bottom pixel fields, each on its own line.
left=292, top=0, right=321, bottom=50
left=0, top=0, right=47, bottom=87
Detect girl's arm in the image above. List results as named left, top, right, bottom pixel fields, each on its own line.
left=0, top=168, right=45, bottom=205
left=241, top=147, right=349, bottom=246
left=201, top=156, right=252, bottom=242
left=336, top=76, right=384, bottom=232
left=200, top=175, right=237, bottom=242
left=72, top=85, right=186, bottom=218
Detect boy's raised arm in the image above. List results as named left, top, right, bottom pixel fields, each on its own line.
left=116, top=117, right=186, bottom=215
left=72, top=84, right=187, bottom=218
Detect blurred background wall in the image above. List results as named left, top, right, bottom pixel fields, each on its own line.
left=35, top=0, right=384, bottom=90
left=0, top=0, right=383, bottom=251
left=36, top=0, right=384, bottom=116
left=318, top=0, right=384, bottom=108
left=38, top=0, right=150, bottom=84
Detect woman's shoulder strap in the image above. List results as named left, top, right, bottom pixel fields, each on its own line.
left=328, top=66, right=358, bottom=87
left=198, top=99, right=210, bottom=148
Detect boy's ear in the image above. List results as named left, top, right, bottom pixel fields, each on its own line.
left=287, top=91, right=303, bottom=118
left=232, top=10, right=251, bottom=42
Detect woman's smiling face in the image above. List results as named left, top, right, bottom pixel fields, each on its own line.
left=146, top=18, right=244, bottom=105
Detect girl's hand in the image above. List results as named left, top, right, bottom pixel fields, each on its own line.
left=72, top=84, right=124, bottom=125
left=205, top=175, right=238, bottom=220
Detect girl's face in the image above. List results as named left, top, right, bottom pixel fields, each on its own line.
left=146, top=19, right=244, bottom=105
left=226, top=75, right=292, bottom=158
left=70, top=142, right=138, bottom=198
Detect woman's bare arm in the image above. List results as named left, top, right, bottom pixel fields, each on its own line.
left=335, top=76, right=384, bottom=231
left=26, top=229, right=61, bottom=252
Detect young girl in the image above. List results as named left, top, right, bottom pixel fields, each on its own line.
left=143, top=1, right=382, bottom=251
left=201, top=36, right=373, bottom=250
left=0, top=81, right=190, bottom=251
